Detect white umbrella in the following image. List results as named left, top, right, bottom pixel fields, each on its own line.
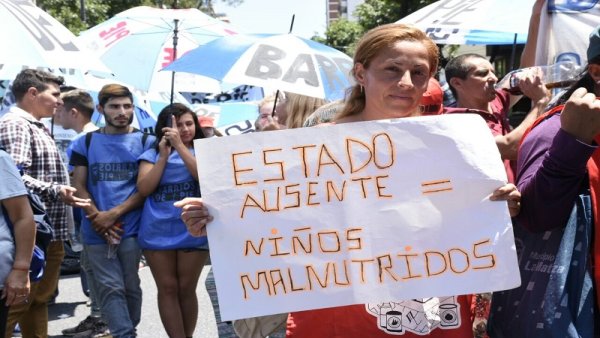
left=397, top=0, right=536, bottom=45
left=164, top=33, right=354, bottom=100
left=76, top=6, right=239, bottom=98
left=0, top=0, right=111, bottom=80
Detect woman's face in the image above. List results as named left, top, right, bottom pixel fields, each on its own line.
left=176, top=112, right=197, bottom=146
left=355, top=40, right=431, bottom=120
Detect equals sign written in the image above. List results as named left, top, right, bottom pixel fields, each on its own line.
left=421, top=179, right=453, bottom=195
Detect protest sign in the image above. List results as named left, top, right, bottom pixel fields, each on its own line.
left=195, top=114, right=521, bottom=321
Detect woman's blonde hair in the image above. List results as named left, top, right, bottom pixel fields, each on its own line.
left=285, top=93, right=328, bottom=129
left=336, top=23, right=439, bottom=120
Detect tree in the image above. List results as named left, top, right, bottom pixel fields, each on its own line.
left=319, top=0, right=437, bottom=54
left=313, top=19, right=362, bottom=55
left=37, top=0, right=108, bottom=34
left=355, top=0, right=436, bottom=32
left=36, top=0, right=242, bottom=34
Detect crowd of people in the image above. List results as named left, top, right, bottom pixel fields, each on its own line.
left=1, top=3, right=600, bottom=338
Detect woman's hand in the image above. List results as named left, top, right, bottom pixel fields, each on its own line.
left=174, top=197, right=213, bottom=237
left=158, top=134, right=171, bottom=158
left=162, top=115, right=184, bottom=149
left=490, top=183, right=521, bottom=217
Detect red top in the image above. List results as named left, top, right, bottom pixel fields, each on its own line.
left=287, top=296, right=474, bottom=337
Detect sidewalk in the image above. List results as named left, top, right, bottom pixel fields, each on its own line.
left=34, top=265, right=219, bottom=338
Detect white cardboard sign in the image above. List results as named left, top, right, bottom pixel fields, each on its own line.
left=195, top=114, right=521, bottom=321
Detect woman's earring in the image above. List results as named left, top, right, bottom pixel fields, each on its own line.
left=360, top=85, right=364, bottom=93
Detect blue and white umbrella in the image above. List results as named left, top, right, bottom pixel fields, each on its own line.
left=0, top=0, right=111, bottom=81
left=397, top=0, right=536, bottom=45
left=76, top=6, right=239, bottom=95
left=164, top=33, right=354, bottom=100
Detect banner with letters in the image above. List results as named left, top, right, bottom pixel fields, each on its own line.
left=195, top=114, right=521, bottom=321
left=535, top=0, right=600, bottom=66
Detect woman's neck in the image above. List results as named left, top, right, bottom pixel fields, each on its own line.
left=358, top=108, right=421, bottom=122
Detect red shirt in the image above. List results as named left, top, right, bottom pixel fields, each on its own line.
left=287, top=295, right=474, bottom=337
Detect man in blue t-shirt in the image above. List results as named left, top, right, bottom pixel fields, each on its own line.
left=70, top=84, right=154, bottom=338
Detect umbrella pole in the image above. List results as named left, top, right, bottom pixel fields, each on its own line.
left=170, top=19, right=180, bottom=105
left=272, top=90, right=280, bottom=117
left=288, top=14, right=295, bottom=33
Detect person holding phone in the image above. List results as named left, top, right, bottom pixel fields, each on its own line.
left=136, top=103, right=208, bottom=338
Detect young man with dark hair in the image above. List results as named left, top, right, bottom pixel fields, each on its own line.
left=54, top=89, right=95, bottom=133
left=70, top=84, right=154, bottom=338
left=0, top=69, right=90, bottom=337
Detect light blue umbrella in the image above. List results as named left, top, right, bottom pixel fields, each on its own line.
left=76, top=6, right=238, bottom=97
left=163, top=33, right=354, bottom=100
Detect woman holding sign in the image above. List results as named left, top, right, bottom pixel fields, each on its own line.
left=137, top=103, right=208, bottom=338
left=285, top=22, right=522, bottom=338
left=176, top=23, right=521, bottom=338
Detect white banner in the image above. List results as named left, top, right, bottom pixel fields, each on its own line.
left=536, top=0, right=600, bottom=66
left=195, top=114, right=521, bottom=321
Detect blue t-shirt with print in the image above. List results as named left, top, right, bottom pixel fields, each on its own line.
left=138, top=147, right=207, bottom=250
left=70, top=130, right=155, bottom=245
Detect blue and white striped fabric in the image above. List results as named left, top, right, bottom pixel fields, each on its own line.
left=164, top=34, right=354, bottom=100
left=397, top=0, right=536, bottom=45
left=76, top=6, right=238, bottom=94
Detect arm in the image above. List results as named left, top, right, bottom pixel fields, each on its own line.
left=0, top=121, right=89, bottom=207
left=137, top=142, right=169, bottom=197
left=520, top=0, right=545, bottom=68
left=72, top=165, right=98, bottom=215
left=177, top=145, right=198, bottom=181
left=1, top=195, right=35, bottom=305
left=497, top=73, right=550, bottom=160
left=0, top=121, right=57, bottom=200
left=73, top=165, right=144, bottom=237
left=137, top=160, right=166, bottom=197
left=163, top=120, right=199, bottom=180
left=516, top=88, right=600, bottom=232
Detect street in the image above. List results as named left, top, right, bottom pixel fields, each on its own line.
left=42, top=265, right=220, bottom=338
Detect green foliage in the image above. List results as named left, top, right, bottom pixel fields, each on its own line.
left=36, top=0, right=109, bottom=34
left=318, top=0, right=437, bottom=53
left=36, top=0, right=242, bottom=34
left=318, top=19, right=362, bottom=56
left=355, top=0, right=436, bottom=31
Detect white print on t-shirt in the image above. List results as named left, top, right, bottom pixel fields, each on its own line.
left=366, top=296, right=461, bottom=335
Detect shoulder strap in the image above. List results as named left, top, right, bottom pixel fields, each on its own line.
left=85, top=131, right=93, bottom=151
left=131, top=128, right=151, bottom=147
left=519, top=104, right=565, bottom=148
left=85, top=129, right=105, bottom=151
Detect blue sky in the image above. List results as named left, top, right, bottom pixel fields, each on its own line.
left=212, top=0, right=327, bottom=39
